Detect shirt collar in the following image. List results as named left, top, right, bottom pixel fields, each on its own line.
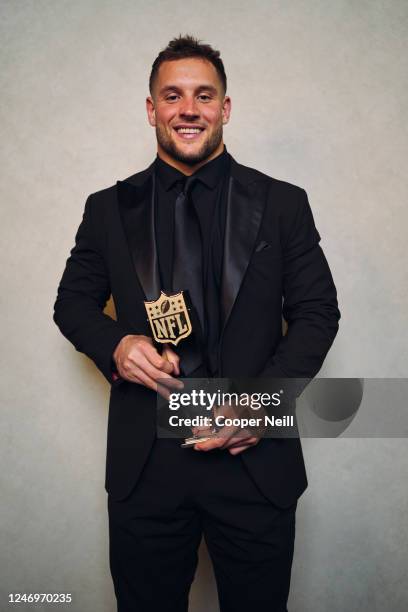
left=155, top=145, right=229, bottom=192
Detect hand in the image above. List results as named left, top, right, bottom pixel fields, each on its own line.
left=194, top=430, right=260, bottom=455
left=113, top=335, right=183, bottom=397
left=193, top=403, right=260, bottom=455
left=190, top=424, right=217, bottom=442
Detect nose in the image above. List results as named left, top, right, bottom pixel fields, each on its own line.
left=179, top=96, right=200, bottom=119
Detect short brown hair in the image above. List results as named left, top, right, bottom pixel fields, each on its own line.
left=149, top=34, right=227, bottom=95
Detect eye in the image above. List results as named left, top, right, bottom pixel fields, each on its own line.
left=165, top=94, right=179, bottom=102
left=198, top=94, right=211, bottom=102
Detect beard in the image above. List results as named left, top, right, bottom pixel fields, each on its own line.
left=155, top=123, right=223, bottom=166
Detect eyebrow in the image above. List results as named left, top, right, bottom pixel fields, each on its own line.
left=158, top=84, right=219, bottom=96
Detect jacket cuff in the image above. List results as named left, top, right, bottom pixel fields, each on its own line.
left=94, top=329, right=132, bottom=386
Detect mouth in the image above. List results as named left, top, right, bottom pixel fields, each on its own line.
left=173, top=125, right=205, bottom=141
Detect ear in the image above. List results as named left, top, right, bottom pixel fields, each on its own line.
left=146, top=96, right=156, bottom=127
left=222, top=96, right=231, bottom=125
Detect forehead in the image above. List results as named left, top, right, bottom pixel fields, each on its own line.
left=155, top=58, right=222, bottom=92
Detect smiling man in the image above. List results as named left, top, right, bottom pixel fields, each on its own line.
left=147, top=56, right=229, bottom=169
left=54, top=35, right=340, bottom=612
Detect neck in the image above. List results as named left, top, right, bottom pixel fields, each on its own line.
left=156, top=141, right=225, bottom=175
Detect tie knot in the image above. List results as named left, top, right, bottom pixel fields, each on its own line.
left=182, top=175, right=198, bottom=196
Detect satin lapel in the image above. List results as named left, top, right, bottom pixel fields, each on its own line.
left=116, top=172, right=161, bottom=301
left=220, top=173, right=268, bottom=332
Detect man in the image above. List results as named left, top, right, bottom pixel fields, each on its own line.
left=54, top=35, right=340, bottom=612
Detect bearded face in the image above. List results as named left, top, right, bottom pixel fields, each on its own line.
left=146, top=58, right=230, bottom=171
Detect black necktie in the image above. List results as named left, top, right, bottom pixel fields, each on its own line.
left=172, top=176, right=205, bottom=333
left=172, top=176, right=206, bottom=376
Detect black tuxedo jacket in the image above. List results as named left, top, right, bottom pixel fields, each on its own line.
left=53, top=155, right=340, bottom=508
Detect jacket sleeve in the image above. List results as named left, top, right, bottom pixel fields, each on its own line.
left=258, top=188, right=341, bottom=398
left=53, top=194, right=132, bottom=385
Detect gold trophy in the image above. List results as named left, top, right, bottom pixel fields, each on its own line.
left=144, top=290, right=218, bottom=447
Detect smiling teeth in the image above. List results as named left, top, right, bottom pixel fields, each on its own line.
left=177, top=128, right=202, bottom=133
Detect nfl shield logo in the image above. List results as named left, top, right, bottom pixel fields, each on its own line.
left=144, top=291, right=193, bottom=346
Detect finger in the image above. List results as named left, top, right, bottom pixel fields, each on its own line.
left=194, top=427, right=240, bottom=451
left=194, top=429, right=256, bottom=452
left=131, top=354, right=183, bottom=389
left=132, top=366, right=159, bottom=391
left=221, top=428, right=254, bottom=445
left=228, top=442, right=258, bottom=455
left=211, top=423, right=245, bottom=444
left=162, top=346, right=180, bottom=376
left=194, top=436, right=225, bottom=451
left=117, top=370, right=143, bottom=384
left=116, top=361, right=145, bottom=384
left=117, top=367, right=154, bottom=387
left=191, top=426, right=214, bottom=435
left=143, top=344, right=174, bottom=374
left=132, top=365, right=171, bottom=394
left=157, top=381, right=172, bottom=401
left=224, top=436, right=258, bottom=450
left=134, top=358, right=183, bottom=397
left=119, top=367, right=173, bottom=400
left=191, top=426, right=215, bottom=439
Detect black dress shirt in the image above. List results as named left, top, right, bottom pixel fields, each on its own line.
left=155, top=146, right=230, bottom=375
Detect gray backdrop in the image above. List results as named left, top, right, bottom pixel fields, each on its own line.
left=1, top=1, right=407, bottom=610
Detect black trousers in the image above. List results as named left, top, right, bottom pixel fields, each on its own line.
left=108, top=439, right=297, bottom=612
